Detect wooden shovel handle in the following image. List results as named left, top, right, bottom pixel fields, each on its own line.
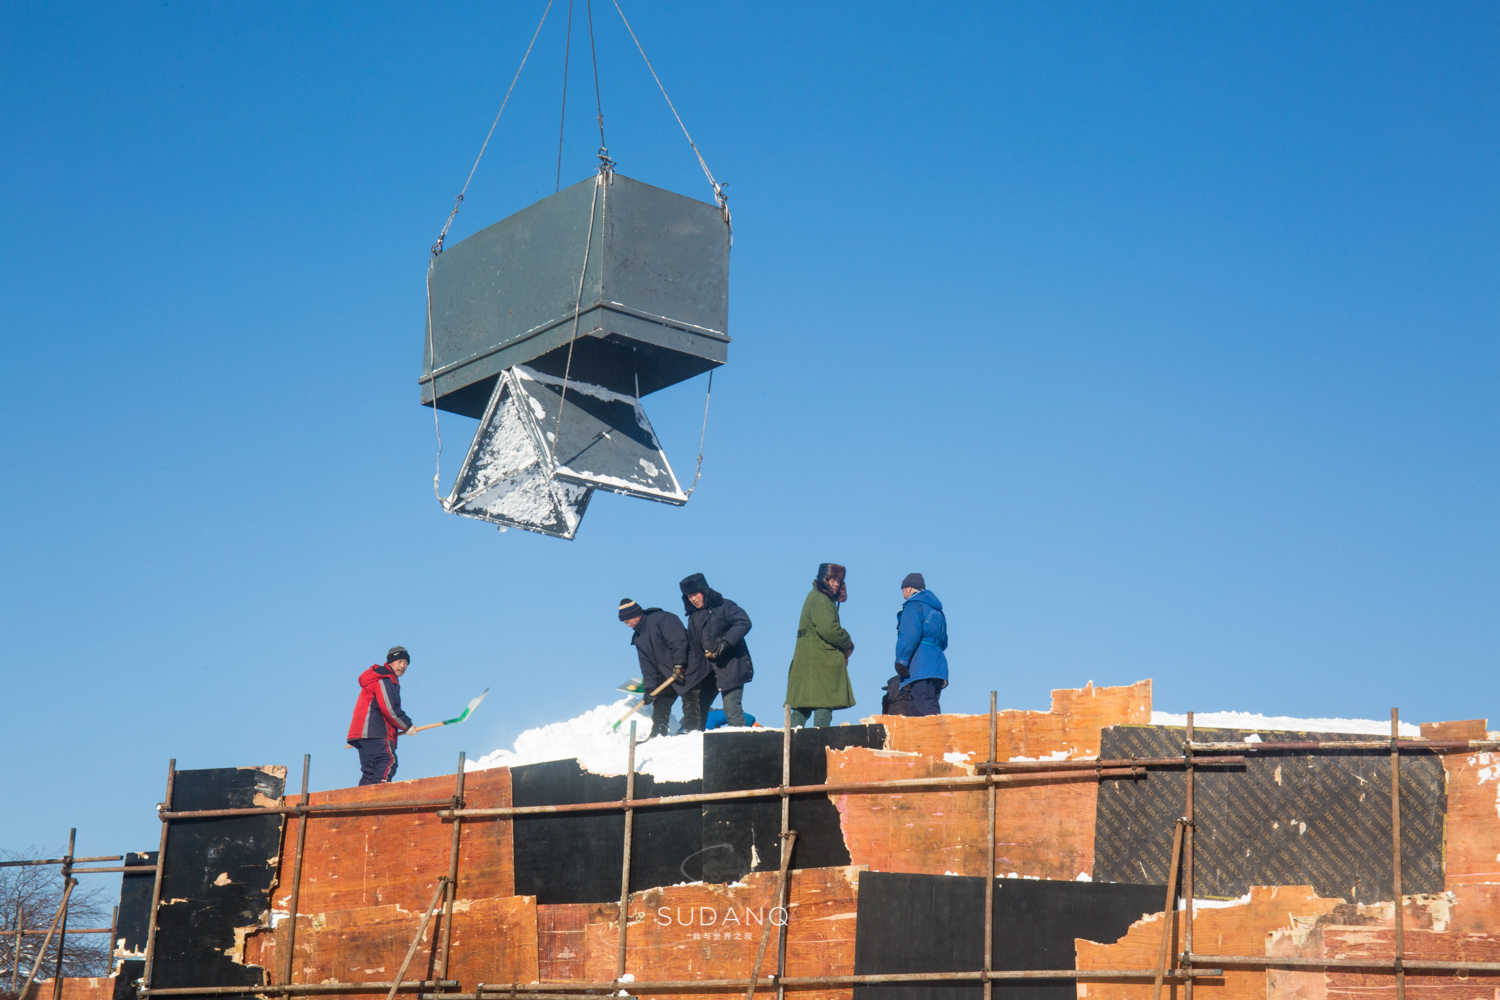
left=407, top=722, right=445, bottom=735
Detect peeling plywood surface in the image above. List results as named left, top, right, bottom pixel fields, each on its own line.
left=531, top=867, right=861, bottom=1000
left=1075, top=885, right=1344, bottom=1000
left=272, top=767, right=513, bottom=915
left=828, top=747, right=1098, bottom=880
left=247, top=895, right=537, bottom=992
left=1434, top=751, right=1500, bottom=887
left=21, top=978, right=116, bottom=1000
left=872, top=681, right=1152, bottom=762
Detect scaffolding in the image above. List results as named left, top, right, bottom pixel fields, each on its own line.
left=32, top=699, right=1500, bottom=999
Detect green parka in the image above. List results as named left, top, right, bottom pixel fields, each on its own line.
left=784, top=587, right=856, bottom=709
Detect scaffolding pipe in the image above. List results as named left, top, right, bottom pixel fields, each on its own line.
left=1392, top=708, right=1405, bottom=1000
left=775, top=710, right=792, bottom=1000
left=142, top=759, right=176, bottom=992
left=1188, top=739, right=1491, bottom=753
left=616, top=728, right=636, bottom=981
left=1183, top=711, right=1195, bottom=1000
left=281, top=754, right=312, bottom=987
left=1186, top=953, right=1500, bottom=974
left=158, top=799, right=453, bottom=820
left=142, top=981, right=459, bottom=996
left=983, top=691, right=996, bottom=1000
left=50, top=829, right=75, bottom=1000
left=437, top=752, right=468, bottom=982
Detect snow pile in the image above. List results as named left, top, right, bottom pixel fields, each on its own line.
left=468, top=697, right=707, bottom=782
left=1152, top=710, right=1420, bottom=738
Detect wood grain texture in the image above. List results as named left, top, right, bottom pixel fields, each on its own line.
left=1074, top=886, right=1344, bottom=1000
left=1431, top=751, right=1500, bottom=887
left=827, top=747, right=1098, bottom=879
left=528, top=867, right=861, bottom=1000
left=271, top=767, right=513, bottom=915
left=245, top=895, right=536, bottom=993
left=872, top=681, right=1152, bottom=762
left=21, top=978, right=116, bottom=1000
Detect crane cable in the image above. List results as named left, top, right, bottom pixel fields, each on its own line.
left=425, top=1, right=555, bottom=503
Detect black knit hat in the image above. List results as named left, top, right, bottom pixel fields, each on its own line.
left=386, top=646, right=410, bottom=664
left=619, top=598, right=645, bottom=621
left=679, top=572, right=710, bottom=597
left=901, top=573, right=926, bottom=591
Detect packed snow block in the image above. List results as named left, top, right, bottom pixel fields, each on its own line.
left=852, top=872, right=1163, bottom=1000
left=114, top=850, right=156, bottom=956
left=1093, top=725, right=1445, bottom=902
left=511, top=758, right=703, bottom=904
left=422, top=173, right=730, bottom=415
left=701, top=725, right=886, bottom=884
left=152, top=766, right=286, bottom=998
left=270, top=768, right=512, bottom=915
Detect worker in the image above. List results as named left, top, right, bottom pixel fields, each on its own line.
left=894, top=573, right=948, bottom=716
left=347, top=646, right=414, bottom=785
left=785, top=563, right=856, bottom=727
left=620, top=598, right=694, bottom=737
left=680, top=572, right=754, bottom=728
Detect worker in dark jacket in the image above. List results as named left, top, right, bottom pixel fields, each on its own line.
left=620, top=599, right=696, bottom=737
left=680, top=572, right=753, bottom=728
left=347, top=646, right=414, bottom=785
left=894, top=573, right=948, bottom=716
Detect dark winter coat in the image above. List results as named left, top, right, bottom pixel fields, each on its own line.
left=895, top=590, right=948, bottom=689
left=785, top=587, right=856, bottom=709
left=347, top=664, right=413, bottom=743
left=683, top=588, right=754, bottom=690
left=630, top=608, right=698, bottom=695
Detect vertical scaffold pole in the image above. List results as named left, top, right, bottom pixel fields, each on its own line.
left=776, top=707, right=793, bottom=1000
left=106, top=905, right=118, bottom=978
left=11, top=902, right=23, bottom=993
left=51, top=828, right=75, bottom=1000
left=1184, top=711, right=1195, bottom=1000
left=1151, top=820, right=1185, bottom=1000
left=438, top=752, right=467, bottom=980
left=616, top=724, right=637, bottom=981
left=142, top=759, right=177, bottom=992
left=281, top=754, right=312, bottom=986
left=1391, top=708, right=1404, bottom=1000
left=984, top=691, right=997, bottom=1000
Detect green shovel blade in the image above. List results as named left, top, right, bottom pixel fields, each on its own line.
left=441, top=688, right=489, bottom=726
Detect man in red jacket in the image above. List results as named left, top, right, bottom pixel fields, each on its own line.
left=347, top=646, right=414, bottom=785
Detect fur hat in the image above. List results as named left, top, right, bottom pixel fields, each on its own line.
left=679, top=572, right=710, bottom=597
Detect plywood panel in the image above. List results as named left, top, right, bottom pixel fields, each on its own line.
left=1323, top=927, right=1500, bottom=1000
left=537, top=903, right=592, bottom=982
left=1074, top=886, right=1344, bottom=1000
left=272, top=767, right=513, bottom=915
left=873, top=681, right=1152, bottom=762
left=1419, top=721, right=1487, bottom=742
left=531, top=867, right=861, bottom=1000
left=828, top=748, right=1098, bottom=880
left=22, top=977, right=116, bottom=1000
left=245, top=895, right=536, bottom=993
left=1435, top=751, right=1500, bottom=887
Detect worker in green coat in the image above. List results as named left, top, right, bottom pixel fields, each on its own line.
left=785, top=563, right=855, bottom=727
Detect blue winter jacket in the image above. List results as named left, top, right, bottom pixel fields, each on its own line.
left=895, top=590, right=948, bottom=689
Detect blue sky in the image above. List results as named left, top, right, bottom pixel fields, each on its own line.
left=1, top=2, right=1495, bottom=866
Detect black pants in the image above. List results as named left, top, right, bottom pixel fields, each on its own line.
left=680, top=676, right=715, bottom=732
left=353, top=737, right=398, bottom=785
left=649, top=689, right=677, bottom=737
left=908, top=679, right=943, bottom=717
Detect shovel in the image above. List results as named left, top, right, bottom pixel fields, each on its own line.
left=611, top=674, right=679, bottom=731
left=408, top=688, right=490, bottom=734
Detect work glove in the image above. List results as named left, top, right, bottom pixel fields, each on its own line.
left=895, top=660, right=910, bottom=679
left=642, top=693, right=655, bottom=706
left=672, top=664, right=685, bottom=680
left=709, top=639, right=729, bottom=658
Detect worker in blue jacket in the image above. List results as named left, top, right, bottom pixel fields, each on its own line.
left=893, top=573, right=948, bottom=716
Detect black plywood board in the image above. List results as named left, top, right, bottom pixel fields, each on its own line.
left=701, top=725, right=886, bottom=884
left=852, top=872, right=1163, bottom=1000
left=115, top=851, right=157, bottom=955
left=512, top=758, right=703, bottom=904
left=152, top=767, right=285, bottom=997
left=113, top=960, right=145, bottom=1000
left=1093, top=725, right=1445, bottom=902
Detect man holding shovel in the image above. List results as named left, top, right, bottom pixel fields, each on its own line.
left=347, top=646, right=414, bottom=785
left=620, top=599, right=692, bottom=737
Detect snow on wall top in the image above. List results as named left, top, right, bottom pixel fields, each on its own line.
left=1152, top=710, right=1421, bottom=737
left=467, top=697, right=709, bottom=782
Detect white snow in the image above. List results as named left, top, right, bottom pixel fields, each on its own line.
left=468, top=697, right=720, bottom=782
left=1152, top=710, right=1421, bottom=737
left=943, top=751, right=973, bottom=765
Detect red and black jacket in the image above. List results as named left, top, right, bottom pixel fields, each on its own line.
left=347, top=664, right=413, bottom=743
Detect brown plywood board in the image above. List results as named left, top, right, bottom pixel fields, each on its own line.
left=1433, top=752, right=1500, bottom=887
left=530, top=867, right=861, bottom=1000
left=871, top=680, right=1152, bottom=762
left=1074, top=885, right=1344, bottom=1000
left=21, top=978, right=116, bottom=1000
left=1420, top=721, right=1488, bottom=742
left=828, top=747, right=1098, bottom=880
left=271, top=767, right=513, bottom=915
left=245, top=895, right=536, bottom=992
